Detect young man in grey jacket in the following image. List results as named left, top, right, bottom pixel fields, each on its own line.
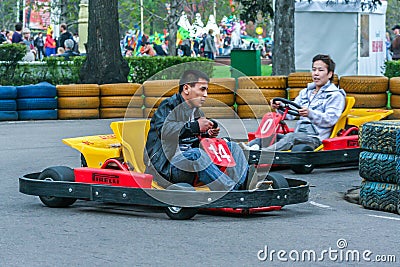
left=244, top=54, right=346, bottom=151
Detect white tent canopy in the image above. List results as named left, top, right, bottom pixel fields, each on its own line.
left=295, top=0, right=387, bottom=76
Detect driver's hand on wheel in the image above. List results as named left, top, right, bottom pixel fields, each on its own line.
left=270, top=99, right=281, bottom=109
left=207, top=127, right=220, bottom=138
left=198, top=117, right=214, bottom=132
left=298, top=107, right=309, bottom=117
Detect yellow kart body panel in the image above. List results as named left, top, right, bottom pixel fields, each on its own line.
left=62, top=134, right=121, bottom=168
left=347, top=108, right=394, bottom=128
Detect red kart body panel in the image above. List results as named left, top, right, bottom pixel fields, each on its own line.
left=322, top=135, right=359, bottom=150
left=200, top=138, right=236, bottom=167
left=74, top=159, right=153, bottom=189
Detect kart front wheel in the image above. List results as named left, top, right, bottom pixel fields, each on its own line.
left=38, top=166, right=77, bottom=208
left=290, top=144, right=315, bottom=174
left=164, top=183, right=198, bottom=220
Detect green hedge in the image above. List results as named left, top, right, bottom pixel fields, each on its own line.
left=0, top=43, right=213, bottom=86
left=384, top=60, right=400, bottom=78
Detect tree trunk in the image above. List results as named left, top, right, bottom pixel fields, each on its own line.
left=167, top=0, right=184, bottom=56
left=272, top=0, right=295, bottom=76
left=79, top=0, right=129, bottom=84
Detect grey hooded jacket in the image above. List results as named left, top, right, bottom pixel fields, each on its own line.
left=287, top=81, right=346, bottom=141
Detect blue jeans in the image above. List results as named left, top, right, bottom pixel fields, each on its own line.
left=170, top=142, right=248, bottom=191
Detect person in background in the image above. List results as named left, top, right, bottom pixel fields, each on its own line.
left=140, top=42, right=156, bottom=56
left=204, top=29, right=216, bottom=60
left=11, top=22, right=23, bottom=44
left=34, top=32, right=45, bottom=60
left=390, top=25, right=400, bottom=60
left=58, top=23, right=73, bottom=50
left=192, top=37, right=200, bottom=56
left=57, top=39, right=79, bottom=60
left=0, top=29, right=7, bottom=44
left=45, top=29, right=56, bottom=57
left=21, top=28, right=36, bottom=61
left=242, top=54, right=346, bottom=152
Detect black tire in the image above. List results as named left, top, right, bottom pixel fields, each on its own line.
left=164, top=183, right=198, bottom=220
left=38, top=166, right=77, bottom=207
left=290, top=144, right=315, bottom=174
left=360, top=121, right=400, bottom=155
left=359, top=151, right=399, bottom=184
left=266, top=173, right=289, bottom=189
left=360, top=180, right=399, bottom=214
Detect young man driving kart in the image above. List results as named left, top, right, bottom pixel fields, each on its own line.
left=144, top=70, right=248, bottom=191
left=244, top=54, right=346, bottom=151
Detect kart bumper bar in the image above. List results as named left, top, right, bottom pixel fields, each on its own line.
left=19, top=173, right=309, bottom=209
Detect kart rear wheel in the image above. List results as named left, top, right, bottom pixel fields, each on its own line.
left=165, top=183, right=199, bottom=220
left=267, top=173, right=289, bottom=189
left=290, top=144, right=315, bottom=174
left=38, top=166, right=77, bottom=208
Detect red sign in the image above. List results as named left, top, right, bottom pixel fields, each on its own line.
left=24, top=0, right=51, bottom=30
left=372, top=41, right=383, bottom=52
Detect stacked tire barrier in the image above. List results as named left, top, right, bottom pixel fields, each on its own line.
left=56, top=84, right=100, bottom=119
left=16, top=82, right=57, bottom=120
left=0, top=86, right=18, bottom=121
left=201, top=78, right=236, bottom=118
left=388, top=77, right=400, bottom=119
left=339, top=76, right=388, bottom=109
left=359, top=121, right=400, bottom=214
left=287, top=72, right=339, bottom=100
left=99, top=83, right=143, bottom=119
left=236, top=76, right=287, bottom=118
left=143, top=79, right=179, bottom=118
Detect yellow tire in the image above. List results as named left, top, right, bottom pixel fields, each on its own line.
left=99, top=83, right=143, bottom=96
left=389, top=77, right=400, bottom=94
left=237, top=105, right=271, bottom=119
left=339, top=76, right=388, bottom=93
left=208, top=78, right=236, bottom=93
left=143, top=80, right=179, bottom=97
left=237, top=76, right=287, bottom=89
left=58, top=97, right=100, bottom=109
left=390, top=94, right=400, bottom=109
left=144, top=97, right=168, bottom=108
left=235, top=89, right=285, bottom=105
left=58, top=109, right=99, bottom=119
left=100, top=107, right=143, bottom=118
left=200, top=106, right=237, bottom=118
left=100, top=96, right=143, bottom=108
left=287, top=88, right=303, bottom=100
left=346, top=93, right=387, bottom=108
left=203, top=93, right=235, bottom=107
left=56, top=84, right=100, bottom=97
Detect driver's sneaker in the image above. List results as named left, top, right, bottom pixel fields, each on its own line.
left=239, top=142, right=260, bottom=151
left=248, top=180, right=273, bottom=191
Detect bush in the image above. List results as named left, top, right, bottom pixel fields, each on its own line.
left=125, top=56, right=213, bottom=83
left=0, top=43, right=26, bottom=62
left=0, top=54, right=213, bottom=86
left=384, top=60, right=400, bottom=78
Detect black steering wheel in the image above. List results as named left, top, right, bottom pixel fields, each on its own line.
left=272, top=97, right=302, bottom=116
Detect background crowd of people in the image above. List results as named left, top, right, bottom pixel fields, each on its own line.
left=0, top=22, right=80, bottom=61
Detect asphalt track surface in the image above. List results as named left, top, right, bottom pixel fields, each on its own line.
left=1, top=119, right=399, bottom=266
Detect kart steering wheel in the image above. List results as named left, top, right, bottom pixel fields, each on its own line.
left=272, top=97, right=302, bottom=116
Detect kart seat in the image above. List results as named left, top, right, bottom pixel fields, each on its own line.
left=110, top=119, right=150, bottom=173
left=329, top=96, right=355, bottom=138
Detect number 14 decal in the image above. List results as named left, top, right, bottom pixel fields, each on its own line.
left=208, top=143, right=232, bottom=163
